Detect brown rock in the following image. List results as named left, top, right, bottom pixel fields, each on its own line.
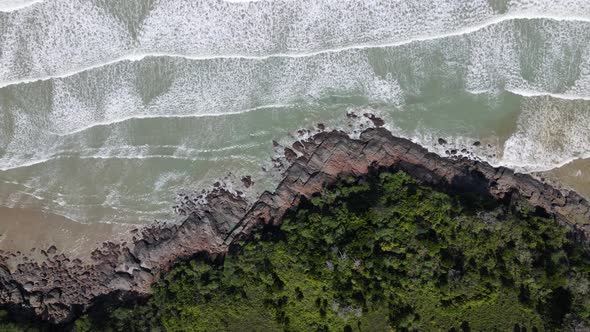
left=284, top=147, right=297, bottom=162
left=0, top=127, right=588, bottom=324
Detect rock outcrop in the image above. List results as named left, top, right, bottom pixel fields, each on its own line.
left=1, top=128, right=589, bottom=324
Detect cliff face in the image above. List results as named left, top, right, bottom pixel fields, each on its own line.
left=1, top=128, right=589, bottom=324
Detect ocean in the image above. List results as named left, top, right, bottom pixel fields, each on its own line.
left=0, top=0, right=589, bottom=231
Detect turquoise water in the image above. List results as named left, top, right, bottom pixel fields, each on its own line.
left=0, top=0, right=589, bottom=224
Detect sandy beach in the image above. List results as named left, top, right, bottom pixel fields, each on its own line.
left=0, top=207, right=134, bottom=262
left=538, top=158, right=590, bottom=200
left=0, top=157, right=587, bottom=264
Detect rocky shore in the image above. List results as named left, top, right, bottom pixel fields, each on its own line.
left=1, top=127, right=589, bottom=325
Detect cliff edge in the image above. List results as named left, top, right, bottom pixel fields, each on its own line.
left=1, top=127, right=588, bottom=324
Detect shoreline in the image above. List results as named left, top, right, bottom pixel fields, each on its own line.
left=0, top=207, right=135, bottom=263
left=536, top=158, right=590, bottom=200
left=0, top=126, right=588, bottom=324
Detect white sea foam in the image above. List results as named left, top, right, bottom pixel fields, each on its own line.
left=3, top=0, right=590, bottom=225
left=0, top=48, right=404, bottom=160
left=0, top=154, right=256, bottom=172
left=4, top=18, right=590, bottom=173
left=0, top=141, right=264, bottom=171
left=3, top=0, right=590, bottom=85
left=383, top=117, right=590, bottom=176
left=506, top=88, right=590, bottom=101
left=3, top=13, right=590, bottom=89
left=502, top=96, right=590, bottom=171
left=469, top=87, right=590, bottom=101
left=0, top=0, right=133, bottom=84
left=222, top=0, right=267, bottom=2
left=52, top=104, right=294, bottom=137
left=0, top=0, right=43, bottom=12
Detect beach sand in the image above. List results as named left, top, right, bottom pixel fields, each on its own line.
left=538, top=158, right=590, bottom=200
left=0, top=207, right=134, bottom=262
left=0, top=158, right=586, bottom=264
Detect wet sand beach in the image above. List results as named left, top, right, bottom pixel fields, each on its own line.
left=0, top=207, right=133, bottom=262
left=0, top=0, right=589, bottom=270
left=538, top=158, right=590, bottom=200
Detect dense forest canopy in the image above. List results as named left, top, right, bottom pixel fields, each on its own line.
left=3, top=171, right=590, bottom=331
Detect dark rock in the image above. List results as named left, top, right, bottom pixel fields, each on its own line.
left=0, top=127, right=588, bottom=325
left=438, top=138, right=448, bottom=145
left=362, top=113, right=385, bottom=127
left=47, top=246, right=57, bottom=255
left=346, top=111, right=358, bottom=119
left=284, top=148, right=297, bottom=162
left=473, top=141, right=481, bottom=146
left=241, top=176, right=253, bottom=188
left=292, top=141, right=305, bottom=153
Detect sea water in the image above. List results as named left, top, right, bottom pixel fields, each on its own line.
left=0, top=0, right=589, bottom=225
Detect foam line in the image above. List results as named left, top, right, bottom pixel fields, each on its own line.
left=0, top=156, right=54, bottom=172
left=2, top=13, right=590, bottom=89
left=505, top=88, right=590, bottom=101
left=467, top=88, right=590, bottom=101
left=0, top=0, right=44, bottom=12
left=0, top=106, right=275, bottom=170
left=0, top=152, right=257, bottom=172
left=51, top=103, right=294, bottom=137
left=80, top=154, right=257, bottom=162
left=499, top=152, right=590, bottom=173
left=1, top=142, right=263, bottom=171
left=381, top=124, right=590, bottom=176
left=222, top=0, right=268, bottom=2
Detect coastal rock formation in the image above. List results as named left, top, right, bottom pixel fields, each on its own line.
left=0, top=128, right=589, bottom=324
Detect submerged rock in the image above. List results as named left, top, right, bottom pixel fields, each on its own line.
left=362, top=113, right=385, bottom=127
left=241, top=176, right=253, bottom=188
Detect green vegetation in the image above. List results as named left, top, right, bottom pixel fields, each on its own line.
left=76, top=171, right=590, bottom=331
left=5, top=171, right=590, bottom=331
left=0, top=310, right=40, bottom=332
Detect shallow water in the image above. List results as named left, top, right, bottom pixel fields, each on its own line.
left=0, top=0, right=589, bottom=229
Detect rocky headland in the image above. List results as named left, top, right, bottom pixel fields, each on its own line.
left=0, top=126, right=589, bottom=325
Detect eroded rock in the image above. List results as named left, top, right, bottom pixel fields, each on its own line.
left=0, top=128, right=588, bottom=324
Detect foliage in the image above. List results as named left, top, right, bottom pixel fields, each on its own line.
left=0, top=310, right=42, bottom=332
left=71, top=171, right=590, bottom=331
